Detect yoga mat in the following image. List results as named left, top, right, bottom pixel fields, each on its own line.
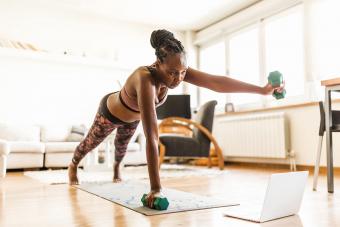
left=75, top=181, right=238, bottom=215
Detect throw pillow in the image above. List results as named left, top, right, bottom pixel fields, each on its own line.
left=66, top=124, right=87, bottom=142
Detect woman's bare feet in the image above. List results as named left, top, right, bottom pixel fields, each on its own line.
left=68, top=162, right=79, bottom=185
left=113, top=161, right=122, bottom=183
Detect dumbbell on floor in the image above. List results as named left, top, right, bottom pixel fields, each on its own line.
left=141, top=194, right=169, bottom=210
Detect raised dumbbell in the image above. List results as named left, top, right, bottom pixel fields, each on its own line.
left=141, top=194, right=169, bottom=210
left=268, top=71, right=286, bottom=99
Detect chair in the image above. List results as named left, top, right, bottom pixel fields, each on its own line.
left=158, top=100, right=224, bottom=170
left=313, top=101, right=340, bottom=190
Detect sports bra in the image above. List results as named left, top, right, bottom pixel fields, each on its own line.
left=119, top=66, right=168, bottom=113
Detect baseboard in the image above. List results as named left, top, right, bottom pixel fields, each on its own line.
left=225, top=162, right=340, bottom=175
left=295, top=165, right=340, bottom=175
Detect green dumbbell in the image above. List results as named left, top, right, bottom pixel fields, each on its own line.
left=141, top=194, right=169, bottom=210
left=268, top=71, right=286, bottom=99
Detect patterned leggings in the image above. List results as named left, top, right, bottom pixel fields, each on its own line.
left=71, top=93, right=140, bottom=165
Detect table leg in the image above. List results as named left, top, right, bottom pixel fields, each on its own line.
left=325, top=89, right=334, bottom=193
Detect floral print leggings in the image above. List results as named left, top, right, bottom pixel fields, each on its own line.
left=71, top=93, right=140, bottom=165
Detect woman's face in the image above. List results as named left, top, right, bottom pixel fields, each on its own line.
left=158, top=53, right=187, bottom=89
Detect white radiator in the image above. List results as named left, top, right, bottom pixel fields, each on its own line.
left=215, top=112, right=290, bottom=158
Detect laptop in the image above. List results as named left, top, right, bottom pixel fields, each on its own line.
left=223, top=171, right=308, bottom=223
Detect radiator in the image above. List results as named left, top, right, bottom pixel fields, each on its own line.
left=215, top=112, right=290, bottom=158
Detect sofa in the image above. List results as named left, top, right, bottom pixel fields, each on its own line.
left=0, top=122, right=146, bottom=177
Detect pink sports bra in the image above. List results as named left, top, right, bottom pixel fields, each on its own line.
left=119, top=66, right=168, bottom=113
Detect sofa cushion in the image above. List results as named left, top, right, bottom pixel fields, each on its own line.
left=66, top=124, right=87, bottom=142
left=7, top=153, right=44, bottom=169
left=0, top=123, right=40, bottom=142
left=44, top=142, right=79, bottom=153
left=70, top=124, right=87, bottom=135
left=41, top=125, right=72, bottom=142
left=159, top=135, right=201, bottom=157
left=65, top=133, right=83, bottom=142
left=8, top=141, right=45, bottom=153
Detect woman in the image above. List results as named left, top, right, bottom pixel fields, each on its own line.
left=68, top=29, right=284, bottom=208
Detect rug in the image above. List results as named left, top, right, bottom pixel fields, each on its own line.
left=24, top=164, right=226, bottom=185
left=75, top=180, right=238, bottom=215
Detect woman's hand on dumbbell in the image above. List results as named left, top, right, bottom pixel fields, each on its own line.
left=145, top=190, right=164, bottom=208
left=262, top=80, right=285, bottom=95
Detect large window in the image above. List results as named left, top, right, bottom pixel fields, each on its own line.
left=229, top=26, right=260, bottom=106
left=199, top=41, right=226, bottom=109
left=264, top=6, right=304, bottom=98
left=197, top=4, right=304, bottom=109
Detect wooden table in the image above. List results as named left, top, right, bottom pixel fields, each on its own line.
left=321, top=77, right=340, bottom=193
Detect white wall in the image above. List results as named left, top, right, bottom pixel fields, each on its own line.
left=214, top=103, right=340, bottom=167
left=0, top=0, right=160, bottom=68
left=0, top=0, right=184, bottom=126
left=0, top=50, right=128, bottom=126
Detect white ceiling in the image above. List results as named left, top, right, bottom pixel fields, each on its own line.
left=52, top=0, right=261, bottom=31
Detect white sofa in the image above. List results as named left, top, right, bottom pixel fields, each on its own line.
left=41, top=124, right=87, bottom=168
left=0, top=124, right=44, bottom=177
left=0, top=122, right=146, bottom=177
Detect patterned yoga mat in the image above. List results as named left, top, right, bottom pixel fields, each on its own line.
left=75, top=180, right=239, bottom=216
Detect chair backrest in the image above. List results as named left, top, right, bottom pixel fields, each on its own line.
left=318, top=101, right=340, bottom=135
left=192, top=100, right=217, bottom=155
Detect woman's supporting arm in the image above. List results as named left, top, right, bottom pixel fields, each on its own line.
left=136, top=73, right=162, bottom=192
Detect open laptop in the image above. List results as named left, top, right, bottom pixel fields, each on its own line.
left=223, top=171, right=308, bottom=223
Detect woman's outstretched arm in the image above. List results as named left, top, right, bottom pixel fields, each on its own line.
left=184, top=67, right=283, bottom=95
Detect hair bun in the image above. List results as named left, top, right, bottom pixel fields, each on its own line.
left=150, top=29, right=174, bottom=49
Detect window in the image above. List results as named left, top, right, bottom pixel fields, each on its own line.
left=229, top=26, right=260, bottom=106
left=199, top=41, right=226, bottom=109
left=264, top=6, right=304, bottom=98
left=197, top=4, right=305, bottom=110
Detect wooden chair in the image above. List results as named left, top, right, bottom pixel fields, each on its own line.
left=158, top=100, right=224, bottom=170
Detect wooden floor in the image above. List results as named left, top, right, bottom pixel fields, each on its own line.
left=1, top=164, right=340, bottom=227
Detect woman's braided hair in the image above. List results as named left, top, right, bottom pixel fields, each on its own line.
left=150, top=29, right=185, bottom=63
